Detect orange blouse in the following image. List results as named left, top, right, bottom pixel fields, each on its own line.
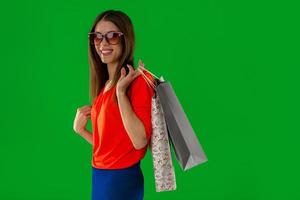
left=90, top=70, right=154, bottom=169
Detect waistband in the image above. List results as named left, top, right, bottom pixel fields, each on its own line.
left=92, top=161, right=141, bottom=175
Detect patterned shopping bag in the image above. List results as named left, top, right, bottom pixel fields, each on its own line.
left=138, top=67, right=177, bottom=192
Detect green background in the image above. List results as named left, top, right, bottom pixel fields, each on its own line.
left=1, top=0, right=299, bottom=199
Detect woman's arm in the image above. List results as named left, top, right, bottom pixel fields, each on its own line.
left=73, top=105, right=93, bottom=145
left=76, top=129, right=93, bottom=145
left=117, top=92, right=147, bottom=150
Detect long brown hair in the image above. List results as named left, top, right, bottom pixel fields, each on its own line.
left=88, top=10, right=135, bottom=104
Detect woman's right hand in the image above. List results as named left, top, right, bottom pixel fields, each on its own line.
left=73, top=105, right=91, bottom=134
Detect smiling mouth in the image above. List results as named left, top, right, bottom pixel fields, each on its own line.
left=100, top=49, right=113, bottom=54
left=100, top=49, right=113, bottom=55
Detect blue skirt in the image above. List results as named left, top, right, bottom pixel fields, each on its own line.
left=92, top=161, right=144, bottom=200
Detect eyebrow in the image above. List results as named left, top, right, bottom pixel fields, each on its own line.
left=94, top=30, right=119, bottom=34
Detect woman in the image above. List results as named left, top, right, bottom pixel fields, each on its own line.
left=73, top=9, right=154, bottom=200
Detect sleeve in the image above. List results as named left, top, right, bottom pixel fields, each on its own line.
left=127, top=70, right=155, bottom=143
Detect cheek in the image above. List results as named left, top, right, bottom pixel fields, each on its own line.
left=94, top=46, right=101, bottom=56
left=114, top=45, right=123, bottom=58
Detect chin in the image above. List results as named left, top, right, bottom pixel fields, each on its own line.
left=101, top=58, right=117, bottom=65
left=100, top=57, right=112, bottom=63
left=101, top=55, right=120, bottom=64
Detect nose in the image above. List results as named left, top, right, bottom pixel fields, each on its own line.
left=101, top=36, right=109, bottom=46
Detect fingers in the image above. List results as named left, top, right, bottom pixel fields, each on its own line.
left=124, top=63, right=144, bottom=81
left=134, top=68, right=142, bottom=79
left=74, top=105, right=91, bottom=133
left=119, top=67, right=126, bottom=81
left=83, top=109, right=91, bottom=115
left=126, top=64, right=135, bottom=74
left=77, top=105, right=92, bottom=116
left=80, top=106, right=91, bottom=113
left=138, top=59, right=144, bottom=68
left=126, top=64, right=139, bottom=79
left=80, top=110, right=91, bottom=119
left=80, top=105, right=91, bottom=110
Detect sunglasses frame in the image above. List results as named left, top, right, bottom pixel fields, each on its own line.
left=88, top=31, right=124, bottom=45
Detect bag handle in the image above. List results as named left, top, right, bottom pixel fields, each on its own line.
left=138, top=59, right=160, bottom=80
left=137, top=59, right=159, bottom=91
left=138, top=67, right=157, bottom=91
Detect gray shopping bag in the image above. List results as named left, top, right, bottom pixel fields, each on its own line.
left=156, top=81, right=208, bottom=171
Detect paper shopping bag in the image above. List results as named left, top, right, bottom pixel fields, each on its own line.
left=149, top=93, right=177, bottom=192
left=156, top=81, right=208, bottom=171
left=138, top=68, right=177, bottom=192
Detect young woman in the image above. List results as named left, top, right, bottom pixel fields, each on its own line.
left=73, top=10, right=154, bottom=200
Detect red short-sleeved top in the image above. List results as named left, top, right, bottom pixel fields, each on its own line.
left=90, top=70, right=154, bottom=169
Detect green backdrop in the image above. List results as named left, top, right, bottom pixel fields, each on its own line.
left=1, top=0, right=299, bottom=199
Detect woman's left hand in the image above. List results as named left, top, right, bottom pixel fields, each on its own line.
left=116, top=63, right=142, bottom=96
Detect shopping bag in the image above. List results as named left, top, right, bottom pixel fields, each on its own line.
left=138, top=63, right=208, bottom=171
left=157, top=81, right=208, bottom=171
left=138, top=67, right=177, bottom=192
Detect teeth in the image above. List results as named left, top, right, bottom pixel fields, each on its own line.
left=102, top=50, right=113, bottom=53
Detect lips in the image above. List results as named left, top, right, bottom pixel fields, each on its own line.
left=100, top=48, right=113, bottom=55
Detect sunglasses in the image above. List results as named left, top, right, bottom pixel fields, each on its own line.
left=88, top=31, right=124, bottom=45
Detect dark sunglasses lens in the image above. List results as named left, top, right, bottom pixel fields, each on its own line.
left=95, top=34, right=103, bottom=45
left=107, top=32, right=120, bottom=44
left=89, top=33, right=102, bottom=45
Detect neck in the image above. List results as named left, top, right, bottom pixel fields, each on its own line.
left=107, top=61, right=118, bottom=80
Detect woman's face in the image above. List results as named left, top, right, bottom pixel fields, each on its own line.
left=94, top=20, right=123, bottom=66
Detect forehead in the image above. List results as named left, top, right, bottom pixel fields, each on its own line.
left=94, top=20, right=120, bottom=33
